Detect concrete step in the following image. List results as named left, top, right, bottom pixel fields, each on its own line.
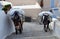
left=6, top=34, right=58, bottom=39
left=15, top=36, right=58, bottom=39
left=5, top=22, right=59, bottom=39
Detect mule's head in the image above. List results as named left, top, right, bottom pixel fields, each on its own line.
left=14, top=11, right=20, bottom=20
left=12, top=11, right=21, bottom=22
left=43, top=13, right=49, bottom=20
left=12, top=11, right=22, bottom=26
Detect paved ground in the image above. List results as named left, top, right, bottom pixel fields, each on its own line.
left=5, top=22, right=59, bottom=39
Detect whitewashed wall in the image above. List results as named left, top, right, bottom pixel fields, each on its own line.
left=0, top=10, right=15, bottom=39
left=50, top=18, right=60, bottom=38
left=54, top=20, right=60, bottom=38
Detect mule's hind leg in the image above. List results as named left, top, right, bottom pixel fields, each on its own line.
left=19, top=23, right=22, bottom=34
left=19, top=28, right=22, bottom=34
left=47, top=24, right=50, bottom=31
left=21, top=23, right=23, bottom=30
left=15, top=26, right=19, bottom=34
left=44, top=24, right=47, bottom=32
left=19, top=26, right=22, bottom=34
left=15, top=28, right=18, bottom=34
left=45, top=28, right=47, bottom=32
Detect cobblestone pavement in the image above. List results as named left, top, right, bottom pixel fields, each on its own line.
left=6, top=22, right=59, bottom=39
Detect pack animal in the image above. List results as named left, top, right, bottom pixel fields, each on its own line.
left=42, top=14, right=50, bottom=32
left=12, top=11, right=23, bottom=34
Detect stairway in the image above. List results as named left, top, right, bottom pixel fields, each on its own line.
left=5, top=22, right=59, bottom=39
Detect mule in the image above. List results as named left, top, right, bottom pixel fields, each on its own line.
left=12, top=11, right=23, bottom=34
left=42, top=14, right=50, bottom=32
